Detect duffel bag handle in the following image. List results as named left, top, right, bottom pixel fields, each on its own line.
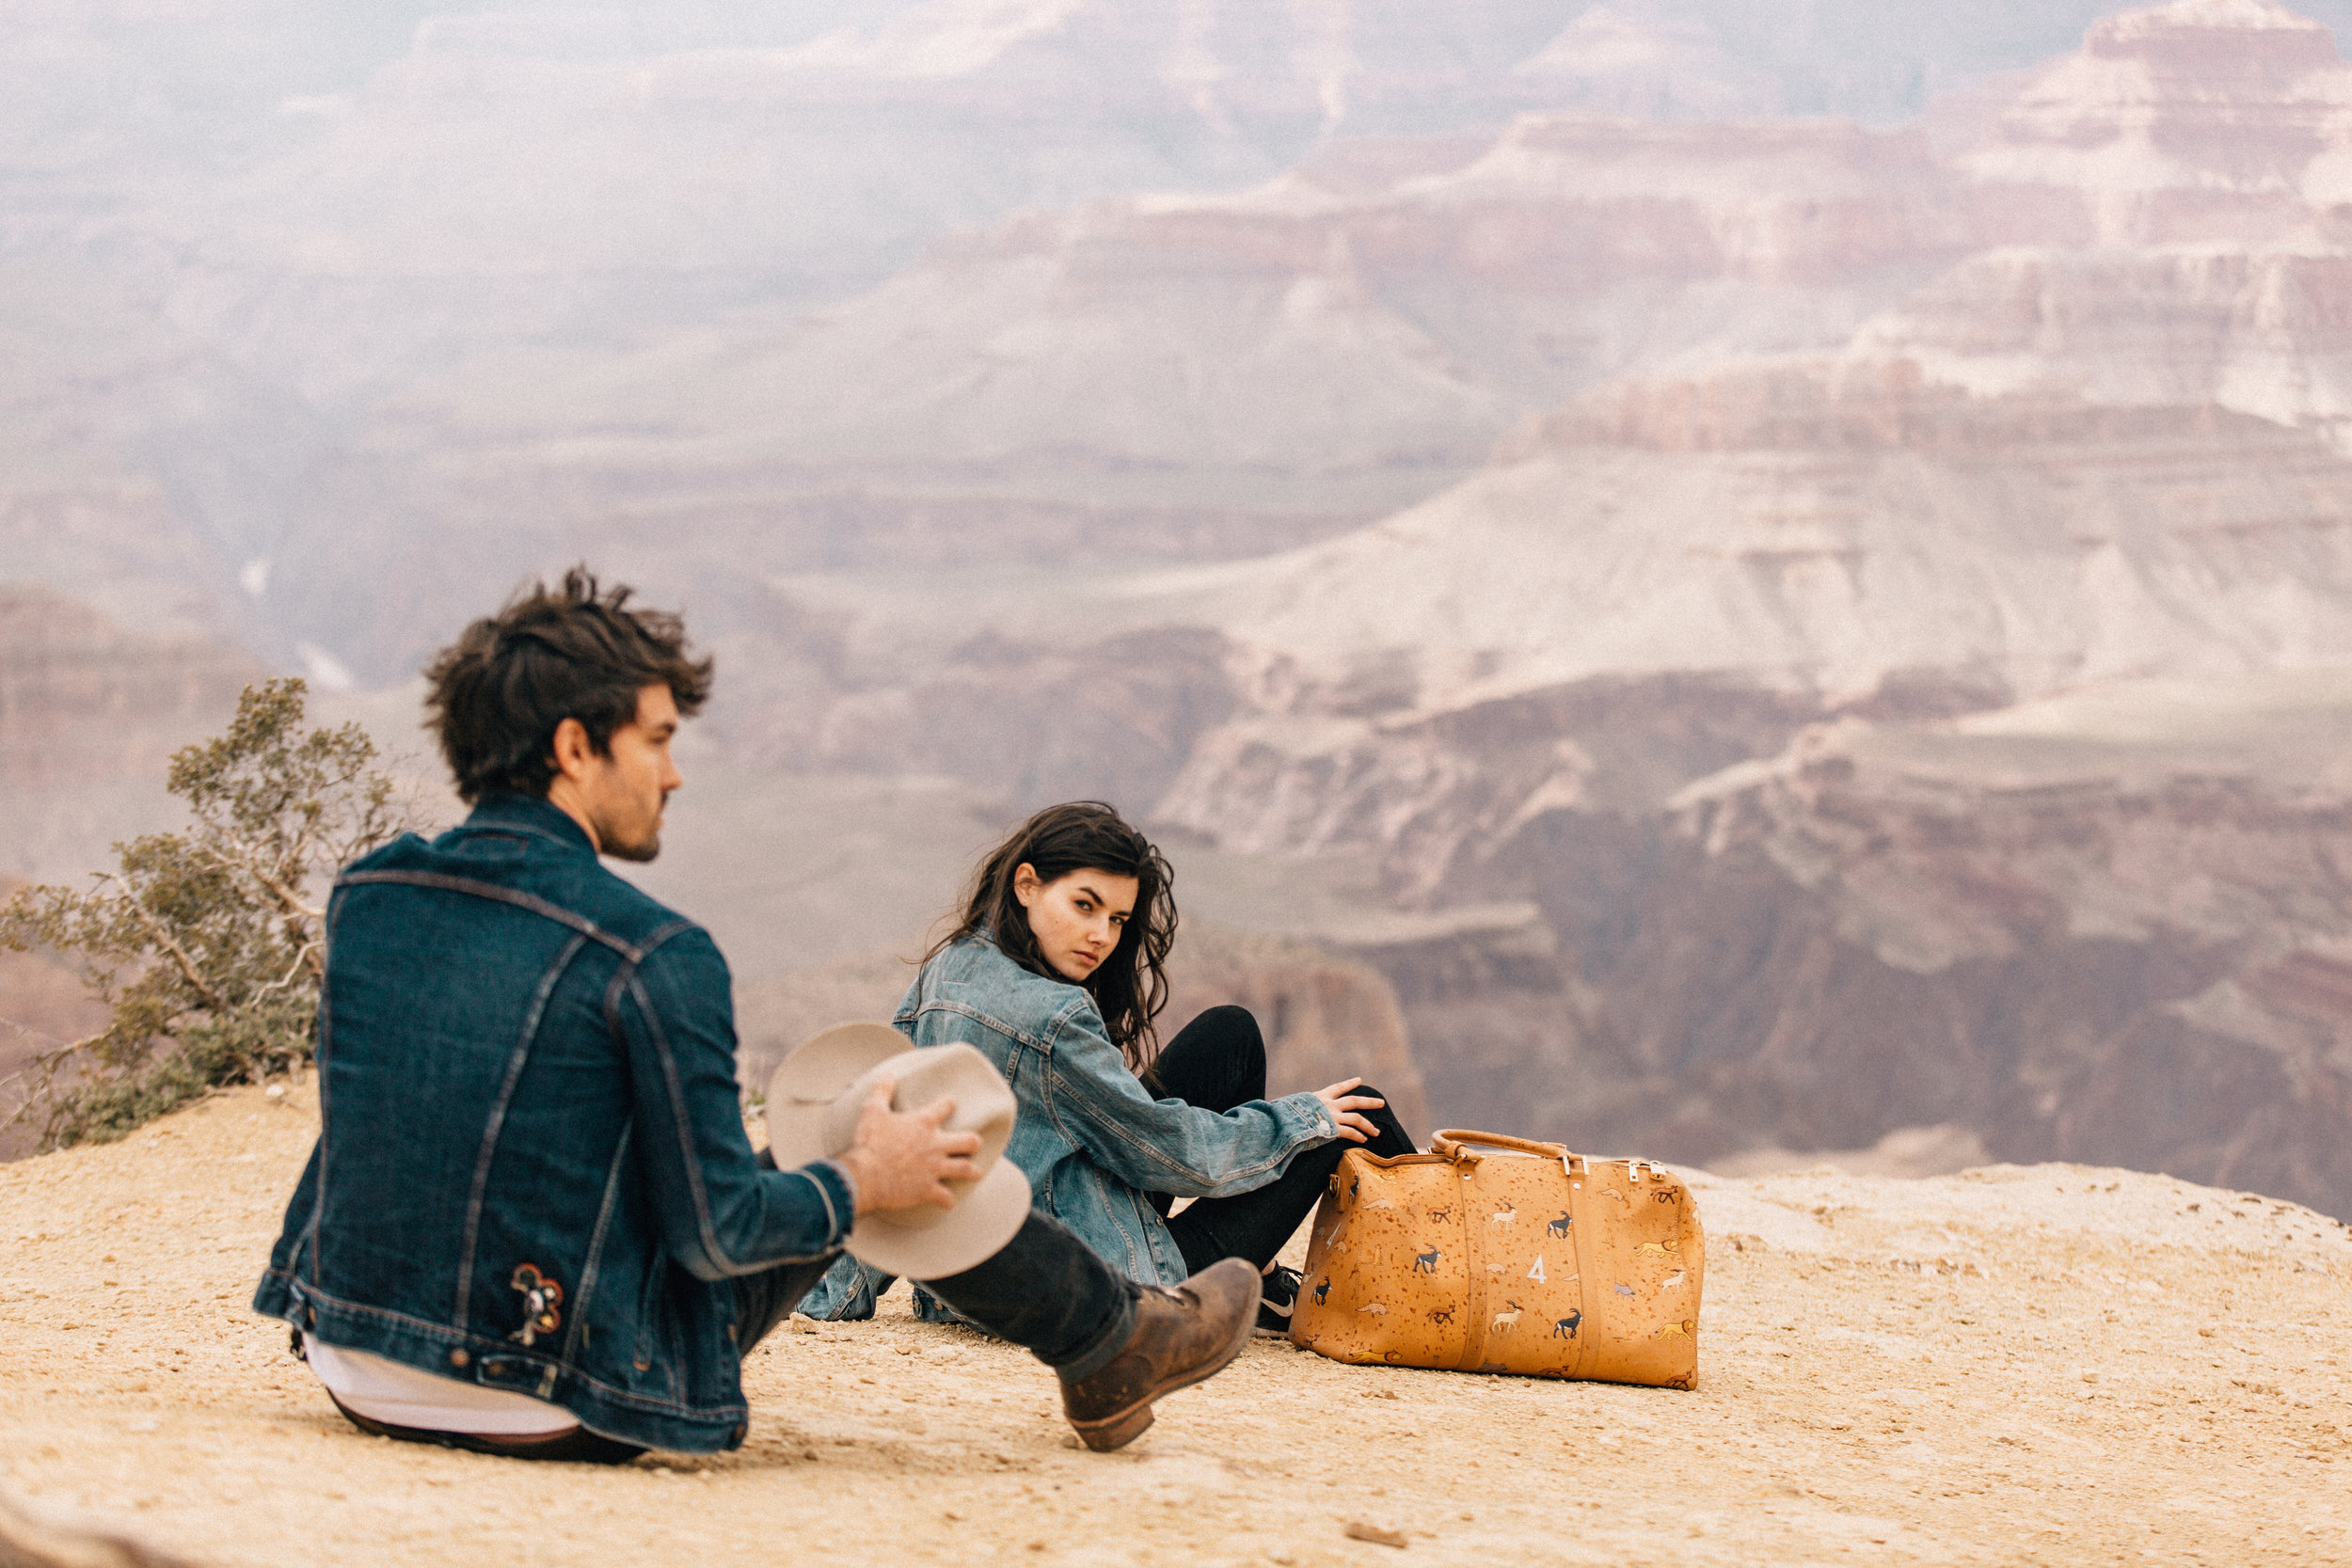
left=1432, top=1129, right=1586, bottom=1173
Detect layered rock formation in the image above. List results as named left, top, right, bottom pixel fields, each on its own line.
left=1533, top=670, right=2352, bottom=1216
left=344, top=106, right=1970, bottom=676
left=720, top=6, right=2352, bottom=1214
left=381, top=0, right=2352, bottom=598
left=20, top=1, right=2352, bottom=1222
left=1140, top=365, right=2352, bottom=883
left=2, top=0, right=2019, bottom=680
left=1875, top=0, right=2352, bottom=436
left=1161, top=664, right=2352, bottom=1204
left=1152, top=666, right=2352, bottom=1210
left=26, top=0, right=2352, bottom=689
left=768, top=348, right=2352, bottom=885
left=256, top=0, right=2352, bottom=688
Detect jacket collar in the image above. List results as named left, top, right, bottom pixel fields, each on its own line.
left=463, top=792, right=599, bottom=857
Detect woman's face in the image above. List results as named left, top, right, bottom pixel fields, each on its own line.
left=1014, top=863, right=1139, bottom=984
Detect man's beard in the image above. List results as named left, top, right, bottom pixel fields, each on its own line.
left=596, top=795, right=668, bottom=863
left=604, top=831, right=661, bottom=863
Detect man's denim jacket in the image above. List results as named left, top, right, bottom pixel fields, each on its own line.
left=252, top=795, right=854, bottom=1453
left=799, top=934, right=1335, bottom=1319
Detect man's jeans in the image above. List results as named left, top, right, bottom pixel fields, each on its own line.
left=738, top=1210, right=1138, bottom=1376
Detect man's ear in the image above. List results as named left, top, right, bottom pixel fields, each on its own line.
left=548, top=716, right=595, bottom=783
left=1013, top=862, right=1041, bottom=909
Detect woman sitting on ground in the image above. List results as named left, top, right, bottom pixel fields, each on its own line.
left=803, top=800, right=1417, bottom=1331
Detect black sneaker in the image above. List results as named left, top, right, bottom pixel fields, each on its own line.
left=1254, top=1265, right=1301, bottom=1337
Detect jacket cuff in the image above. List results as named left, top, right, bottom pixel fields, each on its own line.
left=1277, top=1090, right=1339, bottom=1144
left=800, top=1158, right=859, bottom=1248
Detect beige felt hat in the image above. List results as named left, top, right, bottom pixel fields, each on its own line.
left=765, top=1022, right=1030, bottom=1280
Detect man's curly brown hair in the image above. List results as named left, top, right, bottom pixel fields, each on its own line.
left=423, top=566, right=713, bottom=804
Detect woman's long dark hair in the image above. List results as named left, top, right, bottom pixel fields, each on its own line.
left=930, top=801, right=1176, bottom=1073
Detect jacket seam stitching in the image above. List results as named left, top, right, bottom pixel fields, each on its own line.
left=619, top=970, right=787, bottom=1280
left=334, top=869, right=644, bottom=960
left=448, top=816, right=595, bottom=853
left=799, top=1166, right=841, bottom=1241
left=912, top=995, right=1057, bottom=1054
left=638, top=919, right=697, bottom=959
left=453, top=929, right=589, bottom=1334
left=561, top=1124, right=635, bottom=1365
left=301, top=884, right=351, bottom=1291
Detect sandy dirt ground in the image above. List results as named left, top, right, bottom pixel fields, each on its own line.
left=3, top=1084, right=2349, bottom=1566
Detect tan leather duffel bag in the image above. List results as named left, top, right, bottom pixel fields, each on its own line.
left=1289, top=1130, right=1703, bottom=1388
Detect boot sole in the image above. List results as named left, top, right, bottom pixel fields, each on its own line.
left=1068, top=1274, right=1261, bottom=1454
left=1072, top=1402, right=1153, bottom=1453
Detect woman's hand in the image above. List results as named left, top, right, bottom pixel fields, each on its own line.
left=1311, top=1077, right=1386, bottom=1144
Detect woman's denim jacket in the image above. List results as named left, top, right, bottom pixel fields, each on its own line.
left=251, top=796, right=855, bottom=1453
left=799, top=934, right=1336, bottom=1318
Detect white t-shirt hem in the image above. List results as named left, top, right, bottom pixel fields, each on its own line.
left=305, top=1336, right=579, bottom=1437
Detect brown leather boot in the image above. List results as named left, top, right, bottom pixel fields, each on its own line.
left=1059, top=1257, right=1260, bottom=1452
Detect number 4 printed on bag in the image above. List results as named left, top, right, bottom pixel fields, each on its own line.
left=1527, top=1254, right=1546, bottom=1283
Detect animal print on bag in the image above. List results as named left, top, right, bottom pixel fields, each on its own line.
left=1290, top=1131, right=1703, bottom=1389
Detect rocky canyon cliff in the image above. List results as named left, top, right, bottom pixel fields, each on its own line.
left=10, top=2, right=2352, bottom=1220
left=700, top=1, right=2352, bottom=1214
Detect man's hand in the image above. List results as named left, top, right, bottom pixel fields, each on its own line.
left=1312, top=1076, right=1387, bottom=1144
left=832, top=1075, right=983, bottom=1216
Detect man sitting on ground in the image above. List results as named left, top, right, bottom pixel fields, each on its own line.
left=252, top=568, right=1258, bottom=1460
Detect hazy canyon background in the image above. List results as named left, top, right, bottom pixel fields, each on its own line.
left=9, top=0, right=2352, bottom=1217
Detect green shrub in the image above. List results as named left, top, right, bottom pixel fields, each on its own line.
left=1, top=678, right=416, bottom=1148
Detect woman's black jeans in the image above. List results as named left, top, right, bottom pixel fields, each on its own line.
left=1145, top=1005, right=1418, bottom=1275
left=734, top=1207, right=1136, bottom=1376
